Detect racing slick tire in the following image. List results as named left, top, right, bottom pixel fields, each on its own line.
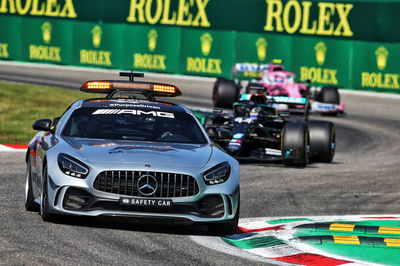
left=208, top=193, right=239, bottom=236
left=24, top=157, right=40, bottom=212
left=319, top=86, right=340, bottom=104
left=212, top=78, right=239, bottom=108
left=319, top=86, right=340, bottom=116
left=307, top=121, right=335, bottom=163
left=282, top=123, right=309, bottom=167
left=40, top=164, right=56, bottom=222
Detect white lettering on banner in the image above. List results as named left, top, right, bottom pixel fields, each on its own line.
left=92, top=109, right=175, bottom=119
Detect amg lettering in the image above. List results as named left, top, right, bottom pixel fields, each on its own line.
left=0, top=0, right=77, bottom=18
left=0, top=43, right=9, bottom=58
left=92, top=109, right=175, bottom=119
left=156, top=112, right=175, bottom=119
left=126, top=0, right=210, bottom=27
left=264, top=0, right=353, bottom=37
left=186, top=57, right=222, bottom=74
left=135, top=110, right=157, bottom=116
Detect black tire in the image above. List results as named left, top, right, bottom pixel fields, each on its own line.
left=208, top=192, right=240, bottom=236
left=319, top=86, right=340, bottom=104
left=212, top=78, right=239, bottom=108
left=282, top=123, right=309, bottom=167
left=40, top=164, right=55, bottom=222
left=24, top=157, right=39, bottom=212
left=318, top=86, right=340, bottom=116
left=307, top=121, right=335, bottom=163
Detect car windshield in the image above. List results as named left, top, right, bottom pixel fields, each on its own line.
left=62, top=107, right=208, bottom=144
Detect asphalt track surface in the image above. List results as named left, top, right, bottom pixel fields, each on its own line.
left=1, top=63, right=400, bottom=265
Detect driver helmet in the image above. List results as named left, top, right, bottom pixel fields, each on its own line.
left=250, top=107, right=262, bottom=119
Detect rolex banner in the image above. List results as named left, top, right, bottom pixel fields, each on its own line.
left=1, top=0, right=400, bottom=42
left=0, top=16, right=21, bottom=60
left=181, top=29, right=235, bottom=77
left=73, top=22, right=124, bottom=69
left=291, top=37, right=352, bottom=87
left=123, top=26, right=181, bottom=73
left=353, top=42, right=400, bottom=92
left=20, top=18, right=74, bottom=65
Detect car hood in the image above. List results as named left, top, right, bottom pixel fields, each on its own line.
left=61, top=137, right=213, bottom=168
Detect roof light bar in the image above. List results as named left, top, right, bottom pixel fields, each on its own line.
left=86, top=81, right=111, bottom=89
left=153, top=84, right=177, bottom=93
left=80, top=80, right=181, bottom=97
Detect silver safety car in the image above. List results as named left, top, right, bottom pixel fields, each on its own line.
left=24, top=72, right=240, bottom=235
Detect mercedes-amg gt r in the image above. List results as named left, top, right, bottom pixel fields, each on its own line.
left=24, top=72, right=240, bottom=235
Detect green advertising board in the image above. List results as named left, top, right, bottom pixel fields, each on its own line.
left=123, top=25, right=181, bottom=73
left=0, top=16, right=21, bottom=60
left=181, top=29, right=235, bottom=78
left=72, top=22, right=124, bottom=69
left=20, top=17, right=74, bottom=65
left=1, top=0, right=400, bottom=42
left=235, top=32, right=293, bottom=78
left=291, top=37, right=352, bottom=87
left=353, top=42, right=400, bottom=93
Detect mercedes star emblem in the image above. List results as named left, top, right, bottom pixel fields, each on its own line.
left=137, top=174, right=158, bottom=196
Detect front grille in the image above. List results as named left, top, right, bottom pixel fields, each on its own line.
left=93, top=171, right=199, bottom=198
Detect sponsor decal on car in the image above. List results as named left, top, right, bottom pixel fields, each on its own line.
left=92, top=109, right=175, bottom=118
left=265, top=148, right=282, bottom=156
left=121, top=197, right=172, bottom=207
left=267, top=96, right=307, bottom=104
left=235, top=64, right=269, bottom=72
left=233, top=133, right=244, bottom=139
left=312, top=102, right=338, bottom=112
left=109, top=103, right=161, bottom=109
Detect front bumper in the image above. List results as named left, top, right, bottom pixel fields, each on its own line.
left=46, top=168, right=239, bottom=223
left=44, top=148, right=240, bottom=223
left=49, top=185, right=239, bottom=223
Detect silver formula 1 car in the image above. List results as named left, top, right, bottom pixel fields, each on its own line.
left=24, top=72, right=240, bottom=235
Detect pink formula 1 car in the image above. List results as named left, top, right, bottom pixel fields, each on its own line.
left=212, top=63, right=345, bottom=116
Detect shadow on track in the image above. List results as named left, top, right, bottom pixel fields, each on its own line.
left=44, top=214, right=225, bottom=236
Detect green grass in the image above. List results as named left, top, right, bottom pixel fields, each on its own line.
left=0, top=82, right=90, bottom=144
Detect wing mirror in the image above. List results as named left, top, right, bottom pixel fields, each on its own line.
left=32, top=119, right=52, bottom=131
left=214, top=128, right=233, bottom=141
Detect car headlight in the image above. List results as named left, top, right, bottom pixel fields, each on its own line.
left=57, top=153, right=89, bottom=179
left=203, top=162, right=231, bottom=185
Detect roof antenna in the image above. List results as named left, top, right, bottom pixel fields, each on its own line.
left=119, top=70, right=144, bottom=81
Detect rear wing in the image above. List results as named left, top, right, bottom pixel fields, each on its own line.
left=232, top=63, right=268, bottom=79
left=232, top=63, right=284, bottom=79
